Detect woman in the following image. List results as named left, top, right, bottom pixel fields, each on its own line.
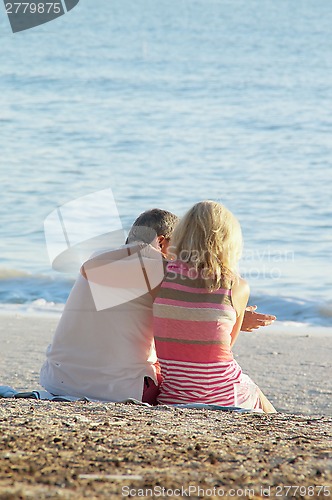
left=153, top=200, right=276, bottom=413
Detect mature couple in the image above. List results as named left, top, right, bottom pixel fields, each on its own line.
left=40, top=202, right=276, bottom=412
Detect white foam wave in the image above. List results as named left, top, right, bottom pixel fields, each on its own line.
left=0, top=301, right=64, bottom=317
left=0, top=268, right=32, bottom=279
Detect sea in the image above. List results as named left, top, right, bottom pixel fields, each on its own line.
left=0, top=0, right=331, bottom=327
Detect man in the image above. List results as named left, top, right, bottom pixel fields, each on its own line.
left=40, top=208, right=275, bottom=403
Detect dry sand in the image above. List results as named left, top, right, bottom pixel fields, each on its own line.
left=0, top=314, right=331, bottom=499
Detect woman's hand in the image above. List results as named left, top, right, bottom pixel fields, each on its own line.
left=241, top=305, right=276, bottom=332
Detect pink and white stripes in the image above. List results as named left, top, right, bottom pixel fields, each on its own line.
left=153, top=260, right=260, bottom=409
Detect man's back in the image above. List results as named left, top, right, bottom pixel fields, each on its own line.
left=40, top=244, right=163, bottom=401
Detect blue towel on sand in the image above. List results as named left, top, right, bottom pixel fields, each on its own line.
left=0, top=385, right=260, bottom=411
left=0, top=385, right=87, bottom=402
left=0, top=386, right=18, bottom=397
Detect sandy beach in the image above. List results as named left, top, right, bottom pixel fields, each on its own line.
left=0, top=314, right=331, bottom=499
left=1, top=314, right=331, bottom=415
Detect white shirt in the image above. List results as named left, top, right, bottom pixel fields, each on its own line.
left=40, top=243, right=164, bottom=401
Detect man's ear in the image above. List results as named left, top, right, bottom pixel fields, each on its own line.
left=157, top=235, right=166, bottom=248
left=157, top=235, right=169, bottom=256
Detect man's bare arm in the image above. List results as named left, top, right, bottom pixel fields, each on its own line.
left=241, top=305, right=276, bottom=332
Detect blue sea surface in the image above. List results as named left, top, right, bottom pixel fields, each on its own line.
left=0, top=0, right=331, bottom=325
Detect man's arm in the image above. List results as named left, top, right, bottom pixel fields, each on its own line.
left=241, top=305, right=276, bottom=332
left=80, top=244, right=166, bottom=296
left=80, top=244, right=145, bottom=280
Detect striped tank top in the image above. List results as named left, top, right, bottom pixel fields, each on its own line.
left=153, top=260, right=257, bottom=407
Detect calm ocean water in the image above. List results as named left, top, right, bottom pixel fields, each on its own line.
left=0, top=0, right=331, bottom=326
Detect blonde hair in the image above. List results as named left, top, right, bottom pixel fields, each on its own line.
left=168, top=201, right=243, bottom=291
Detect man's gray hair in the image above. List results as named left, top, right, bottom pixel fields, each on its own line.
left=127, top=208, right=179, bottom=244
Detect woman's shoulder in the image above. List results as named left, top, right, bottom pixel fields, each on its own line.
left=230, top=276, right=250, bottom=315
left=231, top=275, right=250, bottom=295
left=232, top=275, right=249, bottom=290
